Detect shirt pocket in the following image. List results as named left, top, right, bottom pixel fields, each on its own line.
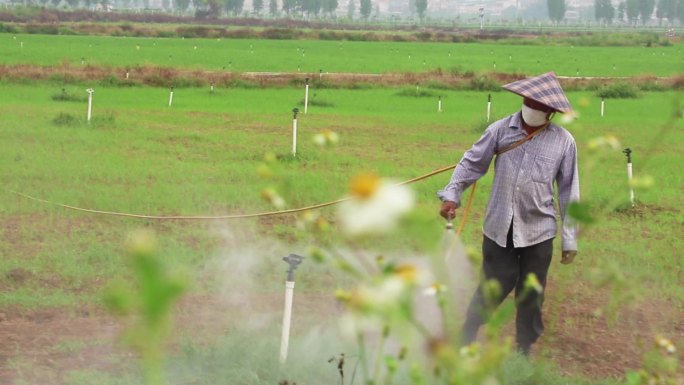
left=531, top=155, right=556, bottom=183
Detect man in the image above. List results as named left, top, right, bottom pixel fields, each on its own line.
left=437, top=72, right=580, bottom=355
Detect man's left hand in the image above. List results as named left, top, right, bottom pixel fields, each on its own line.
left=561, top=250, right=577, bottom=265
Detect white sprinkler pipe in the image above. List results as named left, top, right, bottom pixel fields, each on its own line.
left=600, top=97, right=605, bottom=117
left=624, top=148, right=635, bottom=207
left=280, top=280, right=295, bottom=363
left=168, top=87, right=174, bottom=107
left=279, top=254, right=303, bottom=364
left=292, top=108, right=299, bottom=156
left=86, top=88, right=94, bottom=122
left=486, top=93, right=492, bottom=122
left=438, top=96, right=442, bottom=112
left=304, top=78, right=310, bottom=114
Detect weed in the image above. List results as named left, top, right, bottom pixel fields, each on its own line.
left=470, top=76, right=501, bottom=91
left=53, top=112, right=79, bottom=126
left=596, top=83, right=639, bottom=99
left=52, top=89, right=86, bottom=102
left=396, top=88, right=438, bottom=98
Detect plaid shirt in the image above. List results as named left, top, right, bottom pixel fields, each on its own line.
left=438, top=112, right=580, bottom=251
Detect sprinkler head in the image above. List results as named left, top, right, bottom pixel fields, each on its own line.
left=283, top=254, right=304, bottom=281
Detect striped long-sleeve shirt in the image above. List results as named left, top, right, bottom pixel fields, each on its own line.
left=438, top=111, right=580, bottom=251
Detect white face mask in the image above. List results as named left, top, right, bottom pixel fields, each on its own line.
left=521, top=104, right=549, bottom=127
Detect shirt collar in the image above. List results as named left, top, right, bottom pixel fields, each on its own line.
left=510, top=111, right=523, bottom=130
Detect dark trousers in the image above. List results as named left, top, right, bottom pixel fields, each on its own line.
left=462, top=227, right=553, bottom=348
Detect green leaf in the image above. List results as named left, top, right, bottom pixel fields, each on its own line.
left=568, top=202, right=597, bottom=224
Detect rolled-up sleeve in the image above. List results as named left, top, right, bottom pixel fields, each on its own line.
left=438, top=125, right=497, bottom=206
left=556, top=139, right=580, bottom=251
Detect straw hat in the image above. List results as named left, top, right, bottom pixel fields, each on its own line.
left=502, top=72, right=572, bottom=113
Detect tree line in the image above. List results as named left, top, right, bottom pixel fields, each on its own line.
left=548, top=0, right=684, bottom=25
left=5, top=0, right=430, bottom=21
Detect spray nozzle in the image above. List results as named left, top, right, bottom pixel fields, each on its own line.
left=445, top=212, right=454, bottom=231
left=283, top=254, right=304, bottom=281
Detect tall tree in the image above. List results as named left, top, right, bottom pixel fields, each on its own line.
left=676, top=0, right=684, bottom=23
left=415, top=0, right=427, bottom=20
left=253, top=0, right=264, bottom=14
left=638, top=0, right=655, bottom=23
left=656, top=0, right=676, bottom=23
left=347, top=0, right=354, bottom=18
left=321, top=0, right=338, bottom=16
left=225, top=0, right=243, bottom=14
left=302, top=0, right=321, bottom=16
left=625, top=0, right=640, bottom=23
left=617, top=1, right=626, bottom=21
left=282, top=0, right=295, bottom=14
left=595, top=0, right=615, bottom=24
left=269, top=0, right=278, bottom=15
left=547, top=0, right=566, bottom=23
left=359, top=0, right=371, bottom=19
left=174, top=0, right=191, bottom=13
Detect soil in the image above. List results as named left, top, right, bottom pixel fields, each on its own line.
left=1, top=284, right=682, bottom=385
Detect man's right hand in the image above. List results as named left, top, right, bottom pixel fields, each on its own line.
left=440, top=201, right=459, bottom=220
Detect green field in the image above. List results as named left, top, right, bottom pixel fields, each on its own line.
left=1, top=30, right=684, bottom=385
left=2, top=33, right=684, bottom=76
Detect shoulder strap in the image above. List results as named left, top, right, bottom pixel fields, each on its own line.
left=494, top=123, right=549, bottom=157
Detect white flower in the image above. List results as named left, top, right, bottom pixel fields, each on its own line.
left=560, top=110, right=579, bottom=125
left=313, top=129, right=339, bottom=146
left=656, top=336, right=677, bottom=354
left=260, top=188, right=286, bottom=209
left=629, top=175, right=655, bottom=189
left=423, top=282, right=447, bottom=296
left=587, top=135, right=621, bottom=151
left=337, top=173, right=414, bottom=236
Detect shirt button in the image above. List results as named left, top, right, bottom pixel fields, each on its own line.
left=516, top=187, right=520, bottom=190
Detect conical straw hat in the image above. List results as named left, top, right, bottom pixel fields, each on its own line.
left=502, top=72, right=572, bottom=113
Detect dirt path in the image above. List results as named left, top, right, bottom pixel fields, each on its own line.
left=1, top=288, right=682, bottom=385
left=1, top=64, right=678, bottom=89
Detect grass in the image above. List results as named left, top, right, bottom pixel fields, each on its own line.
left=0, top=82, right=682, bottom=383
left=1, top=33, right=683, bottom=76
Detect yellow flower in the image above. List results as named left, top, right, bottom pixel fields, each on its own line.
left=337, top=174, right=414, bottom=236
left=256, top=164, right=272, bottom=179
left=350, top=172, right=381, bottom=199
left=394, top=264, right=419, bottom=284
left=524, top=273, right=543, bottom=294
left=125, top=229, right=157, bottom=257
left=422, top=282, right=447, bottom=296
left=656, top=336, right=677, bottom=354
left=313, top=129, right=339, bottom=146
left=260, top=188, right=286, bottom=209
